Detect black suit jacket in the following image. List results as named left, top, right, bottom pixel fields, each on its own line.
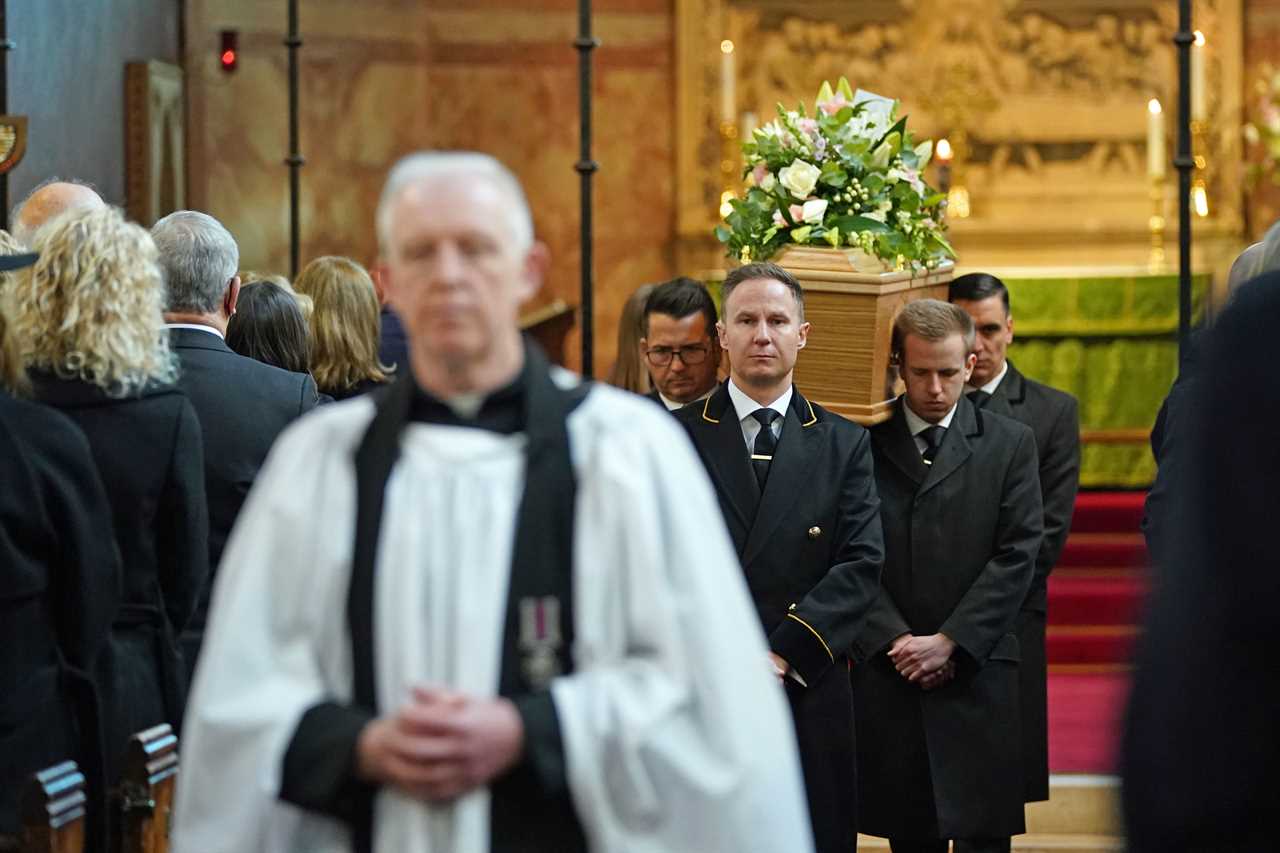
left=0, top=391, right=119, bottom=839
left=675, top=382, right=884, bottom=681
left=980, top=361, right=1079, bottom=610
left=169, top=328, right=319, bottom=572
left=168, top=328, right=319, bottom=673
left=851, top=397, right=1042, bottom=839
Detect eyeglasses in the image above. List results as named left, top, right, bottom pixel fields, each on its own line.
left=645, top=344, right=711, bottom=367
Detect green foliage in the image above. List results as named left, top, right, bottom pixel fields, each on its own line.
left=716, top=76, right=954, bottom=269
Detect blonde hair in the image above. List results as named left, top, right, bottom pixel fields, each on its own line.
left=891, top=298, right=976, bottom=365
left=606, top=283, right=654, bottom=394
left=293, top=256, right=389, bottom=393
left=0, top=230, right=29, bottom=393
left=7, top=207, right=176, bottom=396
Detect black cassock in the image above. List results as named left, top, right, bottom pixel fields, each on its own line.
left=675, top=382, right=884, bottom=853
left=851, top=397, right=1041, bottom=841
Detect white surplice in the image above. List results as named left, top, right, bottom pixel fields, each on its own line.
left=172, top=379, right=814, bottom=853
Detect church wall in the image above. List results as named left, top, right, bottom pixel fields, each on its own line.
left=184, top=0, right=676, bottom=375
left=5, top=0, right=180, bottom=209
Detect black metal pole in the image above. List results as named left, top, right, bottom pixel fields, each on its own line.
left=1174, top=1, right=1194, bottom=365
left=1, top=0, right=11, bottom=231
left=285, top=0, right=304, bottom=278
left=574, top=0, right=598, bottom=376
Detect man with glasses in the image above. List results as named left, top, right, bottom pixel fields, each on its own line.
left=640, top=277, right=721, bottom=410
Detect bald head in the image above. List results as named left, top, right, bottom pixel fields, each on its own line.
left=11, top=180, right=105, bottom=246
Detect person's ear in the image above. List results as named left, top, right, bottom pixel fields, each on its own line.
left=716, top=321, right=728, bottom=350
left=370, top=260, right=391, bottom=305
left=797, top=320, right=811, bottom=349
left=964, top=352, right=977, bottom=381
left=516, top=242, right=550, bottom=304
left=225, top=275, right=241, bottom=317
left=1006, top=312, right=1014, bottom=344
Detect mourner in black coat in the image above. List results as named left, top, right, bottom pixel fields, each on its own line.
left=640, top=276, right=722, bottom=411
left=31, top=376, right=209, bottom=773
left=0, top=390, right=120, bottom=843
left=851, top=300, right=1042, bottom=853
left=167, top=326, right=320, bottom=679
left=676, top=263, right=884, bottom=852
left=951, top=274, right=1081, bottom=802
left=1122, top=272, right=1280, bottom=852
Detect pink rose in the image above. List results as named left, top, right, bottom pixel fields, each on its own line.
left=753, top=163, right=769, bottom=185
left=818, top=93, right=852, bottom=116
left=797, top=118, right=819, bottom=138
left=789, top=203, right=805, bottom=222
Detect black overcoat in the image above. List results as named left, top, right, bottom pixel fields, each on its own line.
left=31, top=376, right=208, bottom=772
left=169, top=328, right=319, bottom=679
left=675, top=382, right=884, bottom=852
left=851, top=396, right=1041, bottom=840
left=0, top=391, right=119, bottom=841
left=978, top=361, right=1079, bottom=801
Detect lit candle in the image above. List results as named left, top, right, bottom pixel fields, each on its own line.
left=720, top=40, right=735, bottom=125
left=936, top=137, right=954, bottom=194
left=1191, top=31, right=1207, bottom=121
left=740, top=111, right=757, bottom=140
left=1147, top=99, right=1165, bottom=178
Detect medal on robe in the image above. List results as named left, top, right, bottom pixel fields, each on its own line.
left=519, top=595, right=564, bottom=689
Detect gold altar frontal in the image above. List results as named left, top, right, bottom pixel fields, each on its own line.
left=776, top=246, right=955, bottom=426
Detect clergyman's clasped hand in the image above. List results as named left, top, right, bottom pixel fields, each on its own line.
left=356, top=686, right=525, bottom=802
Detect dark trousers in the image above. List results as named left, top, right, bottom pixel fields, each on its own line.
left=889, top=838, right=1011, bottom=853
left=786, top=661, right=857, bottom=853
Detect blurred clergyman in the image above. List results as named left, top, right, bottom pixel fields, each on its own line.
left=173, top=152, right=814, bottom=853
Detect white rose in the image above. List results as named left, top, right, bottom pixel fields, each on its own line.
left=779, top=160, right=822, bottom=199
left=760, top=172, right=777, bottom=192
left=802, top=198, right=828, bottom=224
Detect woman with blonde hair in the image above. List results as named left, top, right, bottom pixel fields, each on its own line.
left=293, top=255, right=391, bottom=399
left=7, top=206, right=208, bottom=781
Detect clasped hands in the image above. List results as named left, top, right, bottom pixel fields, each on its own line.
left=888, top=632, right=956, bottom=691
left=356, top=686, right=524, bottom=803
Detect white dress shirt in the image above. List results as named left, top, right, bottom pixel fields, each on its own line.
left=658, top=386, right=714, bottom=412
left=965, top=360, right=1008, bottom=396
left=902, top=399, right=958, bottom=458
left=726, top=379, right=792, bottom=450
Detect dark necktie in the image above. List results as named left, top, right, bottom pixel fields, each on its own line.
left=750, top=408, right=781, bottom=489
left=967, top=389, right=991, bottom=408
left=920, top=425, right=945, bottom=465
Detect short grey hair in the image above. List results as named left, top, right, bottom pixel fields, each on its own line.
left=375, top=151, right=533, bottom=254
left=151, top=211, right=240, bottom=313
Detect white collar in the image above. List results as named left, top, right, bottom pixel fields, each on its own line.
left=165, top=322, right=224, bottom=340
left=902, top=397, right=958, bottom=436
left=727, top=378, right=792, bottom=423
left=966, top=361, right=1008, bottom=396
left=659, top=386, right=714, bottom=411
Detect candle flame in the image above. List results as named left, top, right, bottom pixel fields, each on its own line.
left=1194, top=30, right=1206, bottom=47
left=720, top=40, right=734, bottom=54
left=1192, top=184, right=1209, bottom=218
left=1148, top=98, right=1162, bottom=115
left=936, top=138, right=954, bottom=161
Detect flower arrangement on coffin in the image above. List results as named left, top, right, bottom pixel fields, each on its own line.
left=716, top=77, right=955, bottom=272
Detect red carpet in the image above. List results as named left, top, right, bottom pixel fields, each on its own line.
left=1046, top=491, right=1145, bottom=773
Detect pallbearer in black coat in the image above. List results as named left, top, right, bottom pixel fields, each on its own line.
left=950, top=273, right=1080, bottom=803
left=675, top=262, right=884, bottom=853
left=851, top=300, right=1042, bottom=853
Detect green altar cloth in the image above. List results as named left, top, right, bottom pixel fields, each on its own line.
left=1002, top=269, right=1209, bottom=489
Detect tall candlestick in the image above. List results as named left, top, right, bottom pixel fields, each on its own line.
left=720, top=40, right=735, bottom=124
left=740, top=110, right=757, bottom=140
left=1191, top=31, right=1207, bottom=121
left=1147, top=98, right=1165, bottom=178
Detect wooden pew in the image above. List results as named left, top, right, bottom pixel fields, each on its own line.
left=18, top=760, right=87, bottom=853
left=112, top=725, right=177, bottom=853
